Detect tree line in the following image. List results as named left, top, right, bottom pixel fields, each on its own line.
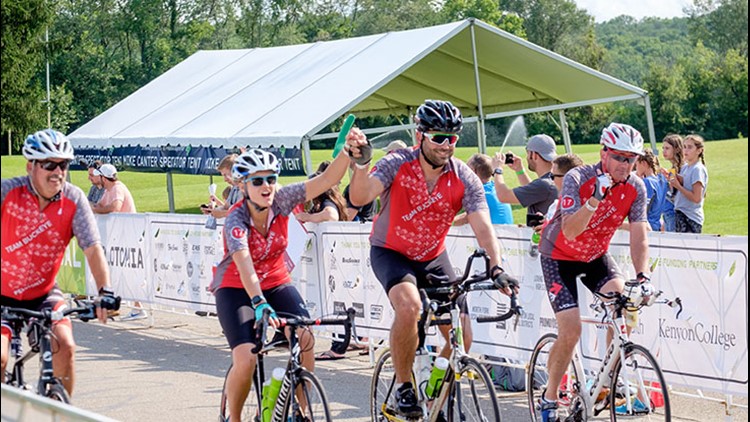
left=1, top=0, right=747, bottom=154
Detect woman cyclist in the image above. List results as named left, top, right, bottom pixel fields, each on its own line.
left=209, top=147, right=352, bottom=422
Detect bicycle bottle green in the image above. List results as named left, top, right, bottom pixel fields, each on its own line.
left=262, top=368, right=285, bottom=422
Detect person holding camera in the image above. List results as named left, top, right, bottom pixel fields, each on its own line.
left=492, top=134, right=558, bottom=227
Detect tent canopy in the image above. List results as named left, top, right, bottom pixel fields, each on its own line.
left=69, top=19, right=647, bottom=150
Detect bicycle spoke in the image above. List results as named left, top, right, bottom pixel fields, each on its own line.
left=610, top=344, right=670, bottom=422
left=448, top=357, right=500, bottom=422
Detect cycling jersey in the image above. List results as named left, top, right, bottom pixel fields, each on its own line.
left=211, top=182, right=306, bottom=292
left=1, top=177, right=100, bottom=301
left=369, top=148, right=486, bottom=262
left=540, top=163, right=647, bottom=262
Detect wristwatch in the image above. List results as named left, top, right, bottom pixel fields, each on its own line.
left=250, top=295, right=266, bottom=309
left=493, top=167, right=504, bottom=176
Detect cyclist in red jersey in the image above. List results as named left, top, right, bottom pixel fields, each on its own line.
left=210, top=147, right=353, bottom=422
left=536, top=123, right=658, bottom=422
left=346, top=99, right=519, bottom=418
left=1, top=129, right=118, bottom=396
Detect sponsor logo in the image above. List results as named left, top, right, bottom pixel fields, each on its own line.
left=342, top=276, right=361, bottom=289
left=328, top=275, right=335, bottom=293
left=191, top=244, right=201, bottom=253
left=182, top=243, right=188, bottom=254
left=352, top=302, right=365, bottom=318
left=333, top=301, right=346, bottom=314
left=370, top=305, right=383, bottom=321
left=496, top=303, right=508, bottom=330
left=186, top=262, right=194, bottom=277
left=154, top=259, right=158, bottom=273
left=167, top=244, right=178, bottom=251
left=342, top=257, right=360, bottom=264
left=5, top=220, right=53, bottom=253
left=231, top=227, right=246, bottom=240
left=204, top=245, right=216, bottom=256
left=154, top=242, right=165, bottom=250
left=539, top=317, right=558, bottom=329
left=177, top=281, right=186, bottom=295
left=160, top=263, right=170, bottom=270
left=107, top=246, right=144, bottom=269
left=659, top=318, right=738, bottom=351
left=561, top=196, right=574, bottom=209
left=172, top=263, right=182, bottom=272
left=190, top=282, right=201, bottom=294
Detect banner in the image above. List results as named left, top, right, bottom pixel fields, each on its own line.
left=70, top=145, right=305, bottom=176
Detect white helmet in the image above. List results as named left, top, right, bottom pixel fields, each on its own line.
left=232, top=149, right=280, bottom=181
left=23, top=129, right=75, bottom=161
left=600, top=123, right=644, bottom=156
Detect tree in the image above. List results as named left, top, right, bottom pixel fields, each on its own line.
left=643, top=62, right=688, bottom=138
left=686, top=0, right=748, bottom=57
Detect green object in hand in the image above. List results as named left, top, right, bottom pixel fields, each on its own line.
left=332, top=114, right=356, bottom=158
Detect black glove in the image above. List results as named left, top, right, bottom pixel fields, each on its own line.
left=491, top=265, right=519, bottom=290
left=593, top=172, right=612, bottom=201
left=348, top=140, right=373, bottom=166
left=97, top=287, right=121, bottom=311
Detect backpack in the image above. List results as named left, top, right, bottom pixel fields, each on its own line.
left=484, top=356, right=548, bottom=392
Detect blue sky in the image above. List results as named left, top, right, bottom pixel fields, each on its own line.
left=572, top=0, right=692, bottom=22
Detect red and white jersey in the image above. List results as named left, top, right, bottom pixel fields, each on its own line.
left=211, top=182, right=306, bottom=292
left=369, top=148, right=487, bottom=262
left=2, top=177, right=100, bottom=300
left=540, top=163, right=647, bottom=262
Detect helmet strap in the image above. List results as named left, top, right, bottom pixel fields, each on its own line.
left=419, top=143, right=444, bottom=170
left=243, top=183, right=268, bottom=212
left=29, top=178, right=61, bottom=203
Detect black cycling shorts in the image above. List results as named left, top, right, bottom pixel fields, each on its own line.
left=370, top=245, right=467, bottom=315
left=215, top=283, right=310, bottom=350
left=1, top=286, right=68, bottom=338
left=540, top=253, right=623, bottom=313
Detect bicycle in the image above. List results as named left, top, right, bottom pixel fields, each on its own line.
left=526, top=283, right=683, bottom=421
left=370, top=248, right=523, bottom=422
left=2, top=296, right=121, bottom=403
left=219, top=307, right=358, bottom=422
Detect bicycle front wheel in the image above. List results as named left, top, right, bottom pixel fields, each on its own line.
left=609, top=343, right=670, bottom=422
left=370, top=348, right=398, bottom=422
left=219, top=364, right=262, bottom=422
left=527, top=333, right=582, bottom=422
left=447, top=356, right=500, bottom=422
left=44, top=381, right=70, bottom=403
left=281, top=369, right=331, bottom=422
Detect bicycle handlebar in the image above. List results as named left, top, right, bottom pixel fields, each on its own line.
left=1, top=300, right=103, bottom=325
left=252, top=307, right=358, bottom=354
left=592, top=287, right=683, bottom=320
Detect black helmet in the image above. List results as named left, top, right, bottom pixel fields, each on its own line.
left=415, top=100, right=463, bottom=133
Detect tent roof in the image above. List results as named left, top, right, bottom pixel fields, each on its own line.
left=69, top=19, right=646, bottom=149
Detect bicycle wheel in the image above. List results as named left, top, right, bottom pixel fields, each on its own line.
left=370, top=348, right=399, bottom=422
left=527, top=333, right=583, bottom=422
left=44, top=381, right=70, bottom=403
left=280, top=369, right=331, bottom=422
left=219, top=364, right=262, bottom=422
left=609, top=343, right=670, bottom=422
left=447, top=356, right=500, bottom=422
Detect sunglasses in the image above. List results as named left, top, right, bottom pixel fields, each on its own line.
left=36, top=160, right=70, bottom=171
left=608, top=151, right=637, bottom=164
left=422, top=132, right=459, bottom=146
left=246, top=175, right=278, bottom=187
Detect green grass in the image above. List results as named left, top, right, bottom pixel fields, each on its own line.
left=2, top=138, right=746, bottom=235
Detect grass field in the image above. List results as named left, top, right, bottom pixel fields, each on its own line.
left=2, top=138, right=746, bottom=235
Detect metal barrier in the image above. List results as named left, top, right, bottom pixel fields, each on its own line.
left=1, top=384, right=119, bottom=422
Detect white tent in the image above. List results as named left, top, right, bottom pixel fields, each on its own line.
left=70, top=18, right=655, bottom=174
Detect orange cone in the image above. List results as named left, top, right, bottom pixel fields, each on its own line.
left=649, top=381, right=664, bottom=407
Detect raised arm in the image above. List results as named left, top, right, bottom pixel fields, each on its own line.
left=304, top=144, right=352, bottom=202
left=346, top=128, right=385, bottom=206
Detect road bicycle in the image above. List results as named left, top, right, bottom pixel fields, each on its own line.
left=2, top=296, right=121, bottom=403
left=219, top=307, right=357, bottom=422
left=526, top=283, right=682, bottom=421
left=370, top=248, right=523, bottom=422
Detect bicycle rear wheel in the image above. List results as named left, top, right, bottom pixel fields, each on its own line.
left=609, top=343, right=670, bottom=422
left=281, top=369, right=331, bottom=422
left=527, top=333, right=583, bottom=422
left=44, top=381, right=70, bottom=403
left=370, top=348, right=399, bottom=422
left=219, top=364, right=262, bottom=422
left=447, top=356, right=500, bottom=422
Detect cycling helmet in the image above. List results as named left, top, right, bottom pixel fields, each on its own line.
left=23, top=129, right=75, bottom=161
left=600, top=123, right=644, bottom=155
left=415, top=100, right=463, bottom=133
left=232, top=149, right=280, bottom=181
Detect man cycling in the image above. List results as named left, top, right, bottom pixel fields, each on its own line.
left=1, top=129, right=118, bottom=397
left=537, top=123, right=656, bottom=421
left=347, top=99, right=518, bottom=418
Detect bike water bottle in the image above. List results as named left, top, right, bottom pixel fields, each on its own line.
left=262, top=368, right=286, bottom=422
left=529, top=231, right=541, bottom=257
left=425, top=357, right=449, bottom=398
left=626, top=308, right=639, bottom=329
left=415, top=351, right=432, bottom=400
left=261, top=380, right=272, bottom=422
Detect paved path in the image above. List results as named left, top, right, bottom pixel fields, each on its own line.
left=50, top=309, right=745, bottom=421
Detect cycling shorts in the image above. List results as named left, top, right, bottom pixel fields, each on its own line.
left=370, top=245, right=467, bottom=315
left=540, top=254, right=623, bottom=313
left=215, top=283, right=310, bottom=350
left=1, top=286, right=70, bottom=340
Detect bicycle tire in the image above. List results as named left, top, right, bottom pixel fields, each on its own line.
left=280, top=369, right=331, bottom=422
left=609, top=343, right=670, bottom=422
left=44, top=381, right=70, bottom=403
left=219, top=364, right=262, bottom=422
left=370, top=348, right=399, bottom=422
left=527, top=333, right=583, bottom=422
left=446, top=356, right=500, bottom=422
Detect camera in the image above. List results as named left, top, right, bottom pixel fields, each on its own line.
left=526, top=213, right=544, bottom=228
left=504, top=152, right=514, bottom=165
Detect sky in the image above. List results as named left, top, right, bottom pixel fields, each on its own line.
left=572, top=0, right=692, bottom=22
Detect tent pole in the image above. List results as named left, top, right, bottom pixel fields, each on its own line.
left=643, top=94, right=658, bottom=154
left=559, top=110, right=572, bottom=154
left=302, top=136, right=313, bottom=175
left=166, top=171, right=175, bottom=213
left=469, top=20, right=487, bottom=154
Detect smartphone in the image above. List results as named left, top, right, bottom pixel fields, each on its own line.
left=505, top=152, right=514, bottom=165
left=526, top=213, right=544, bottom=228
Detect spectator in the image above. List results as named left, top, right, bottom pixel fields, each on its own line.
left=492, top=134, right=558, bottom=226
left=83, top=160, right=105, bottom=206
left=295, top=174, right=348, bottom=224
left=543, top=153, right=584, bottom=222
left=91, top=164, right=143, bottom=320
left=222, top=186, right=232, bottom=202
left=635, top=150, right=669, bottom=232
left=659, top=134, right=684, bottom=231
left=670, top=134, right=708, bottom=233
left=454, top=153, right=513, bottom=225
left=343, top=183, right=376, bottom=222
left=202, top=154, right=242, bottom=219
left=382, top=140, right=408, bottom=154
